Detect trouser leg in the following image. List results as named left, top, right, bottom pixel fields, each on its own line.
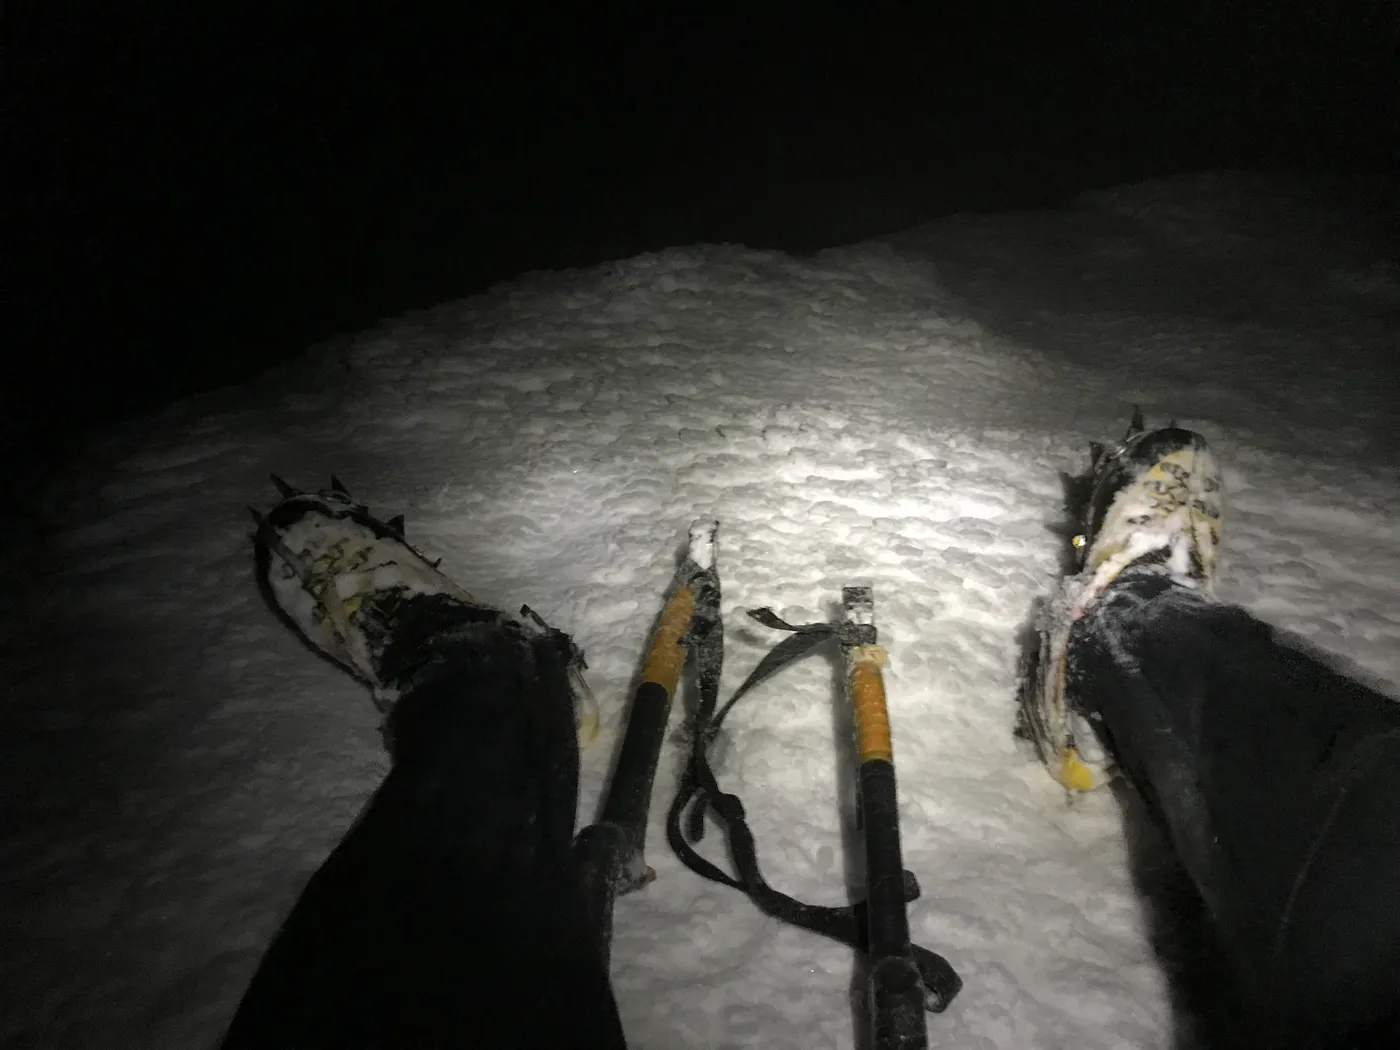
left=1070, top=577, right=1400, bottom=1047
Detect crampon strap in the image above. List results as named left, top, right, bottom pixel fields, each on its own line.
left=665, top=608, right=961, bottom=1013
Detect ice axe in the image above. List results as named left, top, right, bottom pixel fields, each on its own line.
left=667, top=586, right=962, bottom=1043
left=573, top=520, right=718, bottom=966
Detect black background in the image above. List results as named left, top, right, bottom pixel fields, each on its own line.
left=7, top=7, right=1399, bottom=456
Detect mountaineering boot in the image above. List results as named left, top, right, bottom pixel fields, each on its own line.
left=1020, top=411, right=1224, bottom=790
left=250, top=475, right=598, bottom=742
left=1022, top=420, right=1400, bottom=1048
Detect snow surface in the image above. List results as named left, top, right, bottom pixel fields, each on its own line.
left=4, top=170, right=1399, bottom=1049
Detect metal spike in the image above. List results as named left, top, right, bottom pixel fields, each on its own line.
left=1125, top=406, right=1145, bottom=440
left=1088, top=441, right=1105, bottom=467
left=270, top=474, right=299, bottom=498
left=387, top=514, right=405, bottom=534
left=330, top=475, right=350, bottom=496
left=248, top=507, right=267, bottom=526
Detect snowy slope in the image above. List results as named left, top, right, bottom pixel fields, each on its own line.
left=3, top=171, right=1398, bottom=1049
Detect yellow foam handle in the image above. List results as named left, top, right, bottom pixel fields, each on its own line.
left=848, top=646, right=893, bottom=763
left=640, top=585, right=696, bottom=694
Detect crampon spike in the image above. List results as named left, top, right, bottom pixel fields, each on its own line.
left=330, top=475, right=350, bottom=497
left=270, top=474, right=299, bottom=499
left=387, top=514, right=405, bottom=534
left=1125, top=406, right=1145, bottom=440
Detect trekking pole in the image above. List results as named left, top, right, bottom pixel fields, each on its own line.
left=840, top=586, right=929, bottom=1050
left=574, top=520, right=719, bottom=967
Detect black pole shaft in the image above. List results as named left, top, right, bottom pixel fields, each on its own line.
left=842, top=585, right=929, bottom=1050
left=573, top=521, right=715, bottom=969
left=598, top=681, right=674, bottom=881
left=574, top=679, right=678, bottom=967
left=861, top=759, right=928, bottom=1050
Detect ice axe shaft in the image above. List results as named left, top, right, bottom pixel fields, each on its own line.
left=573, top=521, right=718, bottom=968
left=841, top=586, right=929, bottom=1050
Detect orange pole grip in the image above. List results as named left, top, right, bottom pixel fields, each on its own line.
left=639, top=585, right=696, bottom=694
left=848, top=647, right=893, bottom=763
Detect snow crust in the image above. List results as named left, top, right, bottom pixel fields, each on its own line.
left=3, top=171, right=1398, bottom=1049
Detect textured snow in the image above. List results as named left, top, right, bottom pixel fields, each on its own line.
left=4, top=171, right=1399, bottom=1049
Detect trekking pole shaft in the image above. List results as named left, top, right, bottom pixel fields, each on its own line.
left=842, top=587, right=929, bottom=1050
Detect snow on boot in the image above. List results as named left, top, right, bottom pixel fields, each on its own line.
left=250, top=476, right=599, bottom=743
left=1020, top=413, right=1224, bottom=790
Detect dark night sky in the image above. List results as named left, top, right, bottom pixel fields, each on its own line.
left=7, top=7, right=1399, bottom=456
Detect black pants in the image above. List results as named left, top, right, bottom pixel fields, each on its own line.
left=222, top=625, right=627, bottom=1050
left=1070, top=574, right=1400, bottom=1049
